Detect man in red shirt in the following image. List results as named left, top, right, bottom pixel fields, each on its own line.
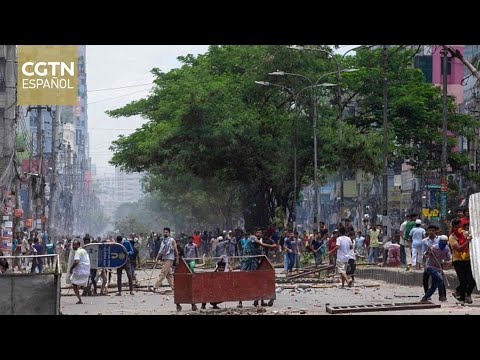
left=460, top=208, right=470, bottom=227
left=327, top=230, right=339, bottom=275
left=192, top=231, right=201, bottom=247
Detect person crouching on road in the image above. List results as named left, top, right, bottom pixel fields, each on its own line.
left=201, top=255, right=233, bottom=310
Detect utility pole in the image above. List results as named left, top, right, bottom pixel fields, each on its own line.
left=358, top=170, right=364, bottom=233
left=336, top=63, right=345, bottom=218
left=66, top=143, right=73, bottom=234
left=40, top=129, right=46, bottom=234
left=27, top=136, right=34, bottom=220
left=312, top=90, right=321, bottom=234
left=72, top=151, right=77, bottom=232
left=1, top=45, right=16, bottom=181
left=47, top=106, right=60, bottom=239
left=36, top=106, right=43, bottom=174
left=14, top=178, right=21, bottom=231
left=382, top=45, right=389, bottom=236
left=293, top=111, right=298, bottom=231
left=34, top=107, right=43, bottom=235
left=440, top=47, right=449, bottom=224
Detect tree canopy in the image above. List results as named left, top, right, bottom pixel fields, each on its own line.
left=107, top=45, right=480, bottom=230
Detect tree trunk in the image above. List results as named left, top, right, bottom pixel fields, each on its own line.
left=242, top=188, right=271, bottom=231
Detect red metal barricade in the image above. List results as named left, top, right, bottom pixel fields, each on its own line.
left=174, top=256, right=276, bottom=305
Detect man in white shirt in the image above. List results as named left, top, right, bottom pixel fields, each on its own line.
left=327, top=227, right=354, bottom=288
left=69, top=239, right=91, bottom=304
left=409, top=219, right=426, bottom=270
left=399, top=214, right=409, bottom=265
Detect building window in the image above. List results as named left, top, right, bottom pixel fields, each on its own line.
left=0, top=57, right=6, bottom=92
left=414, top=55, right=433, bottom=83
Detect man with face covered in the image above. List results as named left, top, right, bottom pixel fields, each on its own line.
left=153, top=227, right=179, bottom=293
left=421, top=235, right=451, bottom=303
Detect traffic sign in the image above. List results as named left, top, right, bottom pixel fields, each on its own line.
left=84, top=243, right=128, bottom=269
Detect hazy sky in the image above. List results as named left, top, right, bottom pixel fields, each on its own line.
left=86, top=45, right=357, bottom=177
left=86, top=45, right=209, bottom=176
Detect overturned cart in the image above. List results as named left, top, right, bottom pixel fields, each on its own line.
left=0, top=254, right=61, bottom=315
left=174, top=255, right=276, bottom=306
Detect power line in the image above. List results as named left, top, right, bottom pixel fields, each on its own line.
left=88, top=89, right=150, bottom=105
left=89, top=128, right=138, bottom=130
left=88, top=83, right=152, bottom=93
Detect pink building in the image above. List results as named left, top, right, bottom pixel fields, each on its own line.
left=432, top=45, right=464, bottom=104
left=431, top=45, right=465, bottom=153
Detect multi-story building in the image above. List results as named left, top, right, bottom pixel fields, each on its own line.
left=462, top=46, right=480, bottom=176
left=400, top=45, right=466, bottom=222
left=114, top=167, right=144, bottom=204
left=463, top=45, right=480, bottom=115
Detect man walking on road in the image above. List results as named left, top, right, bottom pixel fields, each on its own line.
left=69, top=239, right=91, bottom=304
left=153, top=227, right=179, bottom=307
left=327, top=227, right=355, bottom=288
left=421, top=235, right=451, bottom=303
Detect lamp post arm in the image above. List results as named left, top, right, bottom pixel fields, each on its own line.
left=314, top=70, right=341, bottom=87
left=278, top=72, right=313, bottom=86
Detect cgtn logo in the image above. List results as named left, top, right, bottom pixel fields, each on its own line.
left=21, top=61, right=75, bottom=89
left=17, top=45, right=78, bottom=106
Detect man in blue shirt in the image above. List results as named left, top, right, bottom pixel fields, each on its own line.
left=116, top=235, right=134, bottom=295
left=31, top=237, right=44, bottom=273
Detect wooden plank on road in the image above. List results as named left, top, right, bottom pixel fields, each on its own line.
left=326, top=301, right=441, bottom=314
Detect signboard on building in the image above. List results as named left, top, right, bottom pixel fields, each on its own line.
left=0, top=239, right=12, bottom=253
left=394, top=175, right=402, bottom=187
left=440, top=176, right=448, bottom=218
left=422, top=208, right=440, bottom=220
left=84, top=243, right=128, bottom=270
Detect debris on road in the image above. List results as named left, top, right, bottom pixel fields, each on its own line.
left=326, top=301, right=441, bottom=314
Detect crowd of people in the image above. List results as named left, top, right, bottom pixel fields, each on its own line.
left=2, top=207, right=476, bottom=308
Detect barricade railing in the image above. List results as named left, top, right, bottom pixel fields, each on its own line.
left=0, top=254, right=60, bottom=274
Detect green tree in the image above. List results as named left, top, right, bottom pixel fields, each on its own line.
left=107, top=46, right=381, bottom=229
left=107, top=45, right=480, bottom=230
left=115, top=217, right=148, bottom=236
left=345, top=47, right=480, bottom=178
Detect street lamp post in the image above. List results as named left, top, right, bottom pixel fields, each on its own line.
left=264, top=69, right=352, bottom=233
left=440, top=46, right=449, bottom=225
left=289, top=46, right=361, bottom=218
